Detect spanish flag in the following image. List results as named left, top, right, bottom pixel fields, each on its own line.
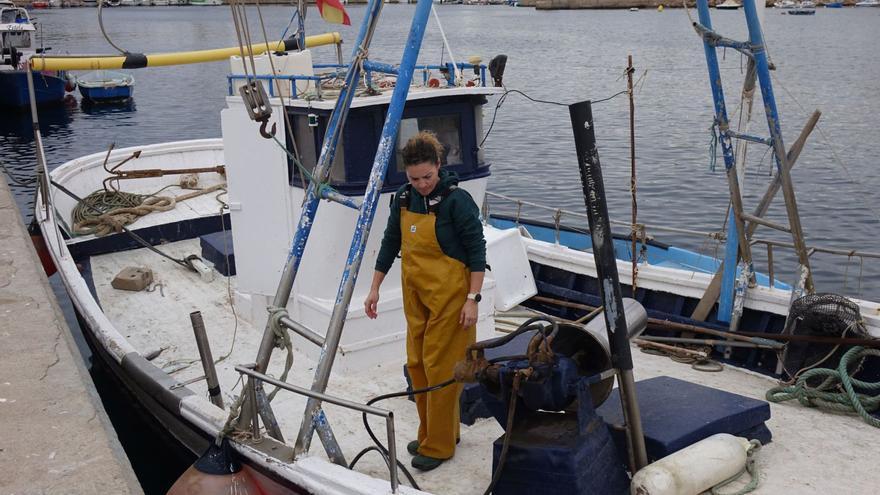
left=316, top=0, right=351, bottom=26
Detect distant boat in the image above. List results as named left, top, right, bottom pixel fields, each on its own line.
left=785, top=6, right=816, bottom=13
left=0, top=3, right=69, bottom=106
left=854, top=0, right=880, bottom=6
left=716, top=0, right=742, bottom=9
left=823, top=1, right=843, bottom=6
left=775, top=0, right=797, bottom=7
left=189, top=0, right=222, bottom=4
left=76, top=70, right=134, bottom=103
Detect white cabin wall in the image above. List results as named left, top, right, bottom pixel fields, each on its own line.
left=221, top=99, right=294, bottom=309
left=222, top=95, right=497, bottom=372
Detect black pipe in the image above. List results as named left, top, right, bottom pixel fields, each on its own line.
left=569, top=100, right=648, bottom=470
left=569, top=101, right=633, bottom=371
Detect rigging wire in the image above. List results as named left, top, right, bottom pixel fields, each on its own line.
left=769, top=73, right=880, bottom=224
left=97, top=0, right=128, bottom=55
left=479, top=88, right=627, bottom=149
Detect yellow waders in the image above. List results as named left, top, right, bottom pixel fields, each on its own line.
left=401, top=208, right=476, bottom=460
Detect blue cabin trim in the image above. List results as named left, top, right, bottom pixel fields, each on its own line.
left=285, top=94, right=492, bottom=196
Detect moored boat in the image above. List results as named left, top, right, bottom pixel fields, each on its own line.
left=0, top=3, right=68, bottom=107
left=716, top=0, right=742, bottom=9
left=23, top=0, right=880, bottom=493
left=76, top=69, right=134, bottom=102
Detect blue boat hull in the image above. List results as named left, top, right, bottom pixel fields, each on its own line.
left=0, top=70, right=66, bottom=107
left=78, top=84, right=133, bottom=103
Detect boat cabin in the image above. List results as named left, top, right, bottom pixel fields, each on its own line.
left=0, top=6, right=34, bottom=67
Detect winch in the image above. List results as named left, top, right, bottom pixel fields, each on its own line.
left=454, top=300, right=647, bottom=495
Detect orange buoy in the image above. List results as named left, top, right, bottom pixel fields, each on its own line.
left=167, top=439, right=264, bottom=495
left=428, top=78, right=441, bottom=88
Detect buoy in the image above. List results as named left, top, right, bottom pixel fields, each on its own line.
left=630, top=433, right=751, bottom=495
left=167, top=438, right=264, bottom=495
left=27, top=219, right=56, bottom=277
left=658, top=4, right=665, bottom=11
left=428, top=78, right=441, bottom=88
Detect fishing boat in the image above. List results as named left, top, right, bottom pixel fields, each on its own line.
left=715, top=0, right=742, bottom=9
left=24, top=0, right=880, bottom=493
left=76, top=70, right=134, bottom=103
left=0, top=3, right=69, bottom=107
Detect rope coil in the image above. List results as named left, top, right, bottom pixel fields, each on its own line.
left=767, top=346, right=880, bottom=428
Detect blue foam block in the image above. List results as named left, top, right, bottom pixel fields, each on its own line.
left=490, top=412, right=629, bottom=495
left=200, top=230, right=235, bottom=276
left=596, top=376, right=772, bottom=463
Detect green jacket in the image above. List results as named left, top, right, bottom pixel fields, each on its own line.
left=375, top=169, right=486, bottom=274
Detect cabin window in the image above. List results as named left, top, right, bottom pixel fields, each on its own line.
left=288, top=114, right=346, bottom=185
left=395, top=114, right=463, bottom=171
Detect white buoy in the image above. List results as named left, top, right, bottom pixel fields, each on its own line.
left=631, top=433, right=752, bottom=495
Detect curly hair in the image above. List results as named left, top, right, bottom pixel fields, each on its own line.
left=401, top=131, right=444, bottom=167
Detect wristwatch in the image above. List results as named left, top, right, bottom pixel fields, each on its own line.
left=467, top=293, right=482, bottom=303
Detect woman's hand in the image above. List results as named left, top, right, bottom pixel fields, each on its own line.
left=364, top=289, right=380, bottom=319
left=459, top=299, right=478, bottom=328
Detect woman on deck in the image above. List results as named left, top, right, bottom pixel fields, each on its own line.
left=364, top=131, right=486, bottom=472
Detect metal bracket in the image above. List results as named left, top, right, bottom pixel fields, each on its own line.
left=238, top=81, right=275, bottom=139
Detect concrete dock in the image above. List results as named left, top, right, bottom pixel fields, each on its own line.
left=0, top=179, right=143, bottom=494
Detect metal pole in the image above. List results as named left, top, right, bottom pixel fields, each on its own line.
left=249, top=373, right=261, bottom=441
left=386, top=414, right=399, bottom=494
left=569, top=100, right=648, bottom=471
left=690, top=110, right=820, bottom=321
left=743, top=0, right=814, bottom=294
left=240, top=0, right=385, bottom=430
left=294, top=0, right=436, bottom=457
left=695, top=0, right=755, bottom=325
left=189, top=311, right=224, bottom=408
left=627, top=55, right=638, bottom=294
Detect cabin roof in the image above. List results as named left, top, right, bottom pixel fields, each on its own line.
left=226, top=85, right=503, bottom=110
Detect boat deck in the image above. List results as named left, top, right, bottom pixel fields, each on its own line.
left=89, top=238, right=880, bottom=495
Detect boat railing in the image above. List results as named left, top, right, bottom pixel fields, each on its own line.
left=226, top=61, right=489, bottom=98
left=233, top=364, right=401, bottom=494
left=485, top=191, right=879, bottom=287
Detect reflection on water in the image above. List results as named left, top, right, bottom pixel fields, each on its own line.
left=80, top=98, right=137, bottom=115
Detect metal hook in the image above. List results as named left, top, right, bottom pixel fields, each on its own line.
left=259, top=120, right=277, bottom=139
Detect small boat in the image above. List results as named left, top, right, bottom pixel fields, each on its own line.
left=189, top=0, right=222, bottom=5
left=775, top=0, right=796, bottom=7
left=855, top=0, right=880, bottom=5
left=824, top=1, right=843, bottom=6
left=76, top=70, right=134, bottom=103
left=785, top=6, right=817, bottom=13
left=31, top=0, right=49, bottom=7
left=716, top=0, right=742, bottom=9
left=0, top=3, right=69, bottom=107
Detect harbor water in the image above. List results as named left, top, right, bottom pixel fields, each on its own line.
left=1, top=5, right=878, bottom=493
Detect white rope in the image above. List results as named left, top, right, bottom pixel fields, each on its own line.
left=430, top=5, right=461, bottom=86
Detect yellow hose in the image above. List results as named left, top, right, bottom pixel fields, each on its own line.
left=30, top=32, right=342, bottom=71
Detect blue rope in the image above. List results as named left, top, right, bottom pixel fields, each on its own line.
left=708, top=120, right=719, bottom=172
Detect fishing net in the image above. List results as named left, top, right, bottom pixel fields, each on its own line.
left=782, top=293, right=868, bottom=381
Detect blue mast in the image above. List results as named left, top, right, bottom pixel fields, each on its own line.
left=292, top=0, right=437, bottom=459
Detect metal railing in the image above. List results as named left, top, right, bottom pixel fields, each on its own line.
left=226, top=61, right=489, bottom=99
left=485, top=191, right=879, bottom=288
left=233, top=365, right=400, bottom=493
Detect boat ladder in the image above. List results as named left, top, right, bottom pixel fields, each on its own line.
left=688, top=0, right=817, bottom=335
left=231, top=0, right=438, bottom=474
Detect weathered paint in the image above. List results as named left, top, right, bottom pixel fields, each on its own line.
left=295, top=0, right=436, bottom=457
left=696, top=0, right=741, bottom=324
